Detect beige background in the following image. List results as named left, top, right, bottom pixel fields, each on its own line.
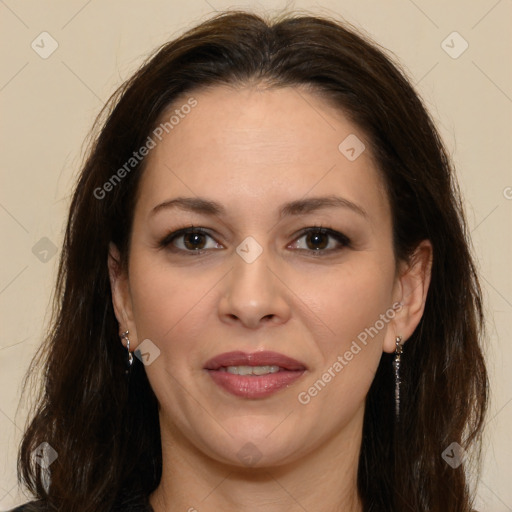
left=1, top=0, right=511, bottom=510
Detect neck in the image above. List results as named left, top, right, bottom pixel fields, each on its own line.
left=150, top=405, right=365, bottom=512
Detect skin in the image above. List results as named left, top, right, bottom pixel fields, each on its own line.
left=108, top=84, right=432, bottom=512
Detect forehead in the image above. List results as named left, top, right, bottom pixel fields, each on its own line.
left=135, top=84, right=390, bottom=224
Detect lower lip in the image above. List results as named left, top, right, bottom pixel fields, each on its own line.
left=205, top=369, right=306, bottom=399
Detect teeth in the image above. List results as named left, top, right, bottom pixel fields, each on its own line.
left=222, top=365, right=281, bottom=375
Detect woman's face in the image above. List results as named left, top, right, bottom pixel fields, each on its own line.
left=110, top=85, right=427, bottom=467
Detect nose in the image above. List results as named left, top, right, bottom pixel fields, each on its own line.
left=217, top=245, right=291, bottom=329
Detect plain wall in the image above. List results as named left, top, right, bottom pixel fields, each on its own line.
left=1, top=0, right=511, bottom=510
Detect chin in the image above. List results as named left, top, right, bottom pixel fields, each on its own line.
left=200, top=430, right=305, bottom=469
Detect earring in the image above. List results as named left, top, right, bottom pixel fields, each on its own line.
left=120, top=330, right=133, bottom=374
left=392, top=335, right=403, bottom=421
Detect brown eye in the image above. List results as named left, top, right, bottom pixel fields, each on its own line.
left=305, top=231, right=329, bottom=250
left=182, top=232, right=207, bottom=250
left=158, top=227, right=223, bottom=254
left=290, top=227, right=350, bottom=253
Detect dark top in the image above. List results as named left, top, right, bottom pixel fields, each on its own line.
left=6, top=493, right=154, bottom=512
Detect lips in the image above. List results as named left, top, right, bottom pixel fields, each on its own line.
left=204, top=350, right=307, bottom=399
left=203, top=350, right=307, bottom=371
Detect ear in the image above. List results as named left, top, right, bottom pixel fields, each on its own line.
left=383, top=239, right=433, bottom=353
left=107, top=242, right=139, bottom=349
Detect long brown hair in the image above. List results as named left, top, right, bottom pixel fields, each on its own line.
left=17, top=11, right=488, bottom=512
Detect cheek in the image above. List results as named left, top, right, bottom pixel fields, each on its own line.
left=296, top=256, right=395, bottom=397
left=299, top=257, right=396, bottom=344
left=128, top=254, right=216, bottom=357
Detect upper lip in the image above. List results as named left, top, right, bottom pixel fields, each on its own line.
left=204, top=351, right=307, bottom=371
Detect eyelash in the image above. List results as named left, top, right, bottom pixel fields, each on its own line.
left=157, top=225, right=351, bottom=256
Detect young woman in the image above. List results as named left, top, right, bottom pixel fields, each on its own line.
left=11, top=11, right=487, bottom=512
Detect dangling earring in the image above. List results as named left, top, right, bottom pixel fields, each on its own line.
left=120, top=330, right=133, bottom=375
left=392, top=336, right=403, bottom=421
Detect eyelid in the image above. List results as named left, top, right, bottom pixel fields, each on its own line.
left=157, top=226, right=220, bottom=252
left=290, top=226, right=351, bottom=252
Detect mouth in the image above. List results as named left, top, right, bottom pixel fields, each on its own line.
left=204, top=350, right=307, bottom=399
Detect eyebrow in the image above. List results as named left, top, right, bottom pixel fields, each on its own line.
left=150, top=195, right=369, bottom=220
